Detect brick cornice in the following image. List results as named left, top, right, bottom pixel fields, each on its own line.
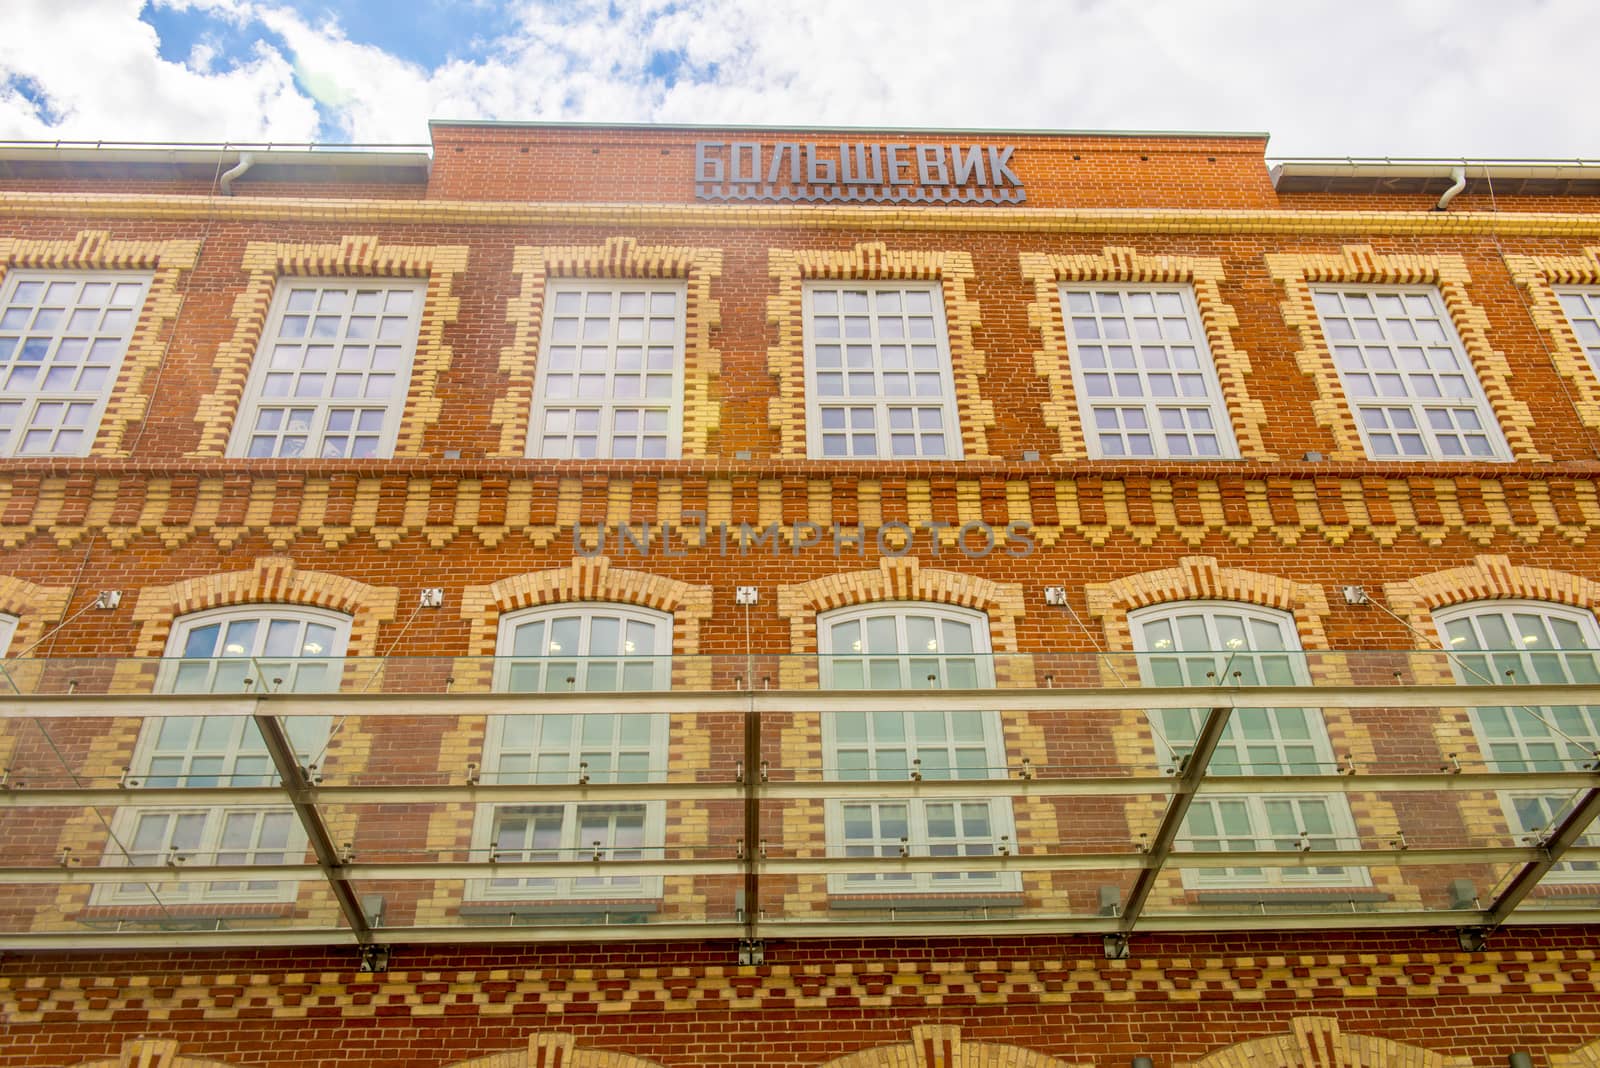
left=9, top=190, right=1600, bottom=237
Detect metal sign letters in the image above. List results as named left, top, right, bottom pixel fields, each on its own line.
left=694, top=141, right=1026, bottom=205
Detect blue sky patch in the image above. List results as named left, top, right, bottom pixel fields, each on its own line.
left=269, top=0, right=516, bottom=69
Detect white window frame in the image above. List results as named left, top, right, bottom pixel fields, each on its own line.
left=228, top=278, right=426, bottom=460
left=1310, top=285, right=1509, bottom=461
left=1554, top=287, right=1600, bottom=379
left=527, top=280, right=686, bottom=459
left=803, top=281, right=963, bottom=460
left=818, top=603, right=1016, bottom=895
left=98, top=605, right=350, bottom=906
left=0, top=613, right=16, bottom=657
left=1130, top=601, right=1366, bottom=889
left=1061, top=284, right=1238, bottom=460
left=471, top=604, right=673, bottom=901
left=0, top=269, right=151, bottom=457
left=1434, top=600, right=1600, bottom=883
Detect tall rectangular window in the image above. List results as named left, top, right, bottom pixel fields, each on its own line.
left=474, top=605, right=671, bottom=900
left=819, top=605, right=1013, bottom=894
left=1311, top=286, right=1507, bottom=460
left=1434, top=601, right=1600, bottom=880
left=1556, top=289, right=1600, bottom=376
left=102, top=607, right=347, bottom=905
left=529, top=282, right=685, bottom=459
left=231, top=280, right=424, bottom=459
left=1062, top=285, right=1236, bottom=459
left=0, top=271, right=149, bottom=456
left=1133, top=602, right=1364, bottom=888
left=804, top=283, right=960, bottom=459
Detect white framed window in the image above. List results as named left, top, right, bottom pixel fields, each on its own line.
left=1555, top=288, right=1600, bottom=376
left=100, top=605, right=349, bottom=905
left=1131, top=602, right=1364, bottom=888
left=230, top=279, right=425, bottom=459
left=1434, top=601, right=1600, bottom=881
left=473, top=604, right=672, bottom=900
left=819, top=603, right=1014, bottom=894
left=804, top=283, right=961, bottom=459
left=1062, top=285, right=1236, bottom=459
left=0, top=613, right=15, bottom=657
left=528, top=281, right=685, bottom=459
left=1310, top=286, right=1507, bottom=460
left=0, top=270, right=150, bottom=456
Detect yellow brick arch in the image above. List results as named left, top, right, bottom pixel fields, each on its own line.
left=820, top=1024, right=1085, bottom=1068
left=72, top=1037, right=238, bottom=1068
left=1382, top=553, right=1600, bottom=648
left=1084, top=554, right=1333, bottom=652
left=1182, top=1016, right=1470, bottom=1068
left=1554, top=1036, right=1600, bottom=1068
left=444, top=1032, right=664, bottom=1068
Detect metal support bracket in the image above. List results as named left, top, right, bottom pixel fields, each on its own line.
left=1103, top=933, right=1131, bottom=960
left=738, top=938, right=764, bottom=966
left=359, top=944, right=391, bottom=973
left=1456, top=927, right=1490, bottom=952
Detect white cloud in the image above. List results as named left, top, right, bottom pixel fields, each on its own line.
left=0, top=0, right=1594, bottom=157
left=0, top=0, right=317, bottom=142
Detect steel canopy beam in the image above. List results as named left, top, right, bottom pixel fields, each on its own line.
left=1117, top=705, right=1232, bottom=934
left=251, top=708, right=373, bottom=944
left=1483, top=784, right=1600, bottom=929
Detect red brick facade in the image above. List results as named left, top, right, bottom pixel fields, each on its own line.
left=0, top=124, right=1598, bottom=1066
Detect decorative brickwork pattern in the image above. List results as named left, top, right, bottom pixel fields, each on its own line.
left=492, top=237, right=723, bottom=458
left=1020, top=246, right=1273, bottom=461
left=1267, top=245, right=1545, bottom=462
left=0, top=574, right=71, bottom=656
left=1183, top=1017, right=1469, bottom=1068
left=0, top=229, right=200, bottom=457
left=1504, top=247, right=1600, bottom=439
left=767, top=242, right=995, bottom=459
left=820, top=1024, right=1086, bottom=1068
left=74, top=1038, right=238, bottom=1068
left=6, top=471, right=1595, bottom=554
left=5, top=944, right=1599, bottom=1025
left=447, top=1032, right=665, bottom=1068
left=191, top=236, right=468, bottom=458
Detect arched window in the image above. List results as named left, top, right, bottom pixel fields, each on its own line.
left=1131, top=601, right=1363, bottom=889
left=101, top=605, right=350, bottom=905
left=0, top=613, right=16, bottom=657
left=818, top=603, right=1014, bottom=895
left=1433, top=600, right=1600, bottom=879
left=472, top=604, right=672, bottom=902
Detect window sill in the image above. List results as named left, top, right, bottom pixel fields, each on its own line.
left=829, top=892, right=1024, bottom=916
left=1188, top=888, right=1391, bottom=907
left=458, top=900, right=660, bottom=926
left=75, top=902, right=297, bottom=926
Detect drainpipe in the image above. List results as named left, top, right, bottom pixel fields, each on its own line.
left=218, top=151, right=256, bottom=196
left=1433, top=165, right=1467, bottom=211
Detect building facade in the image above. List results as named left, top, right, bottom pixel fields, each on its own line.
left=0, top=123, right=1598, bottom=1066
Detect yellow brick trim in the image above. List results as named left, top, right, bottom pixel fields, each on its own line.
left=1504, top=247, right=1600, bottom=439
left=1382, top=553, right=1600, bottom=646
left=128, top=555, right=399, bottom=659
left=17, top=191, right=1600, bottom=238
left=492, top=237, right=723, bottom=458
left=766, top=241, right=995, bottom=459
left=74, top=1038, right=240, bottom=1068
left=1085, top=554, right=1333, bottom=652
left=0, top=230, right=200, bottom=457
left=820, top=1024, right=1088, bottom=1068
left=1020, top=246, right=1273, bottom=460
left=0, top=574, right=71, bottom=656
left=1182, top=1016, right=1470, bottom=1068
left=445, top=1032, right=666, bottom=1068
left=1267, top=245, right=1545, bottom=462
left=190, top=235, right=469, bottom=458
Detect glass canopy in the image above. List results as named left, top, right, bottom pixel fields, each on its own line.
left=0, top=650, right=1595, bottom=950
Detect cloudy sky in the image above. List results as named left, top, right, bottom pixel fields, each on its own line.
left=0, top=0, right=1591, bottom=159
